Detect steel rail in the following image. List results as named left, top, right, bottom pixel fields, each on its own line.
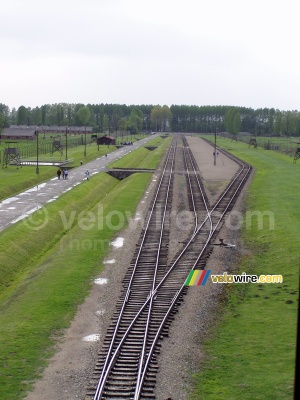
left=132, top=139, right=214, bottom=398
left=134, top=152, right=252, bottom=398
left=93, top=135, right=212, bottom=398
left=88, top=135, right=252, bottom=399
left=133, top=139, right=212, bottom=399
left=134, top=142, right=176, bottom=395
left=93, top=139, right=178, bottom=399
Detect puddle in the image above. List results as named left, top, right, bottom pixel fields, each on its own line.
left=11, top=206, right=43, bottom=224
left=20, top=183, right=47, bottom=194
left=47, top=198, right=58, bottom=203
left=94, top=278, right=108, bottom=285
left=0, top=196, right=20, bottom=205
left=104, top=259, right=115, bottom=264
left=82, top=334, right=100, bottom=342
left=111, top=237, right=124, bottom=248
left=96, top=309, right=105, bottom=316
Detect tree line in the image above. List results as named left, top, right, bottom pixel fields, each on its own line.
left=1, top=102, right=300, bottom=136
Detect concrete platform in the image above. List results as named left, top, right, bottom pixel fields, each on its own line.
left=185, top=136, right=240, bottom=204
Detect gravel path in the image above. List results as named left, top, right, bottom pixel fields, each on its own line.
left=25, top=136, right=251, bottom=400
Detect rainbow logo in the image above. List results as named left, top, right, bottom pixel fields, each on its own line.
left=185, top=269, right=211, bottom=286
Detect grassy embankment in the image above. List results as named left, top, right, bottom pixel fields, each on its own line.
left=0, top=135, right=170, bottom=400
left=190, top=136, right=299, bottom=400
left=108, top=140, right=165, bottom=169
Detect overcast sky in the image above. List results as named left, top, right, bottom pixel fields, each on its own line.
left=1, top=0, right=299, bottom=111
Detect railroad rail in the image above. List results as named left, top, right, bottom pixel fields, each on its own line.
left=85, top=134, right=252, bottom=399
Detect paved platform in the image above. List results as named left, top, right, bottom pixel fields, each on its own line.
left=185, top=136, right=239, bottom=181
left=185, top=136, right=240, bottom=204
left=0, top=137, right=156, bottom=232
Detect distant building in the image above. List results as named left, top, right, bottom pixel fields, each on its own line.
left=96, top=136, right=116, bottom=145
left=1, top=127, right=37, bottom=140
left=0, top=125, right=93, bottom=140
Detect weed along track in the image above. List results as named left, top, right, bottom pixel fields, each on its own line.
left=85, top=135, right=252, bottom=400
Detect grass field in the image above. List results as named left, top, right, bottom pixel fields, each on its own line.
left=0, top=135, right=171, bottom=400
left=216, top=133, right=299, bottom=156
left=190, top=136, right=299, bottom=400
left=107, top=135, right=170, bottom=168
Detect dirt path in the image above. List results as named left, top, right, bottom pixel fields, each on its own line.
left=25, top=136, right=249, bottom=400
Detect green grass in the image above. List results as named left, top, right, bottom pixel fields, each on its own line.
left=0, top=135, right=168, bottom=400
left=190, top=137, right=299, bottom=399
left=108, top=136, right=171, bottom=169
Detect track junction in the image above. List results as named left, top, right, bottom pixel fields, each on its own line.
left=85, top=134, right=252, bottom=399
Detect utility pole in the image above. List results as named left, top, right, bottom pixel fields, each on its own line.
left=84, top=126, right=87, bottom=156
left=214, top=128, right=217, bottom=166
left=65, top=127, right=69, bottom=160
left=36, top=130, right=39, bottom=174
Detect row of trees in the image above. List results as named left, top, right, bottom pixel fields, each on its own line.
left=1, top=102, right=300, bottom=136
left=171, top=105, right=300, bottom=136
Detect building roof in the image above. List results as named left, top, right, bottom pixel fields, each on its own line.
left=1, top=125, right=93, bottom=137
left=1, top=127, right=36, bottom=137
left=99, top=135, right=115, bottom=140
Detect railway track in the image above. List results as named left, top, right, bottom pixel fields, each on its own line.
left=85, top=134, right=252, bottom=399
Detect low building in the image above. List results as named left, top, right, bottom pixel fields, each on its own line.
left=96, top=135, right=116, bottom=145
left=0, top=127, right=37, bottom=140
left=0, top=125, right=93, bottom=140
